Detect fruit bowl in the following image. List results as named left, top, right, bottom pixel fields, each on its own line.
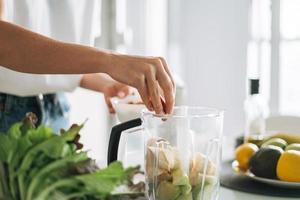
left=232, top=160, right=300, bottom=189
left=234, top=133, right=300, bottom=189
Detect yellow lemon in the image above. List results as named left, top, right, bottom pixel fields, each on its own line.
left=235, top=143, right=259, bottom=171
left=277, top=150, right=300, bottom=182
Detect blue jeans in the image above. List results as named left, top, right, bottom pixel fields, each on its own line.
left=0, top=93, right=70, bottom=134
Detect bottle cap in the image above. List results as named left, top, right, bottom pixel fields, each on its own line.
left=250, top=79, right=259, bottom=95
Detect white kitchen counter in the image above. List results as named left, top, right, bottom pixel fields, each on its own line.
left=220, top=187, right=299, bottom=200
left=136, top=187, right=297, bottom=200
left=120, top=137, right=299, bottom=200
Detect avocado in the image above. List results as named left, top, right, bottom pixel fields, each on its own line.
left=249, top=145, right=283, bottom=179
left=267, top=133, right=300, bottom=144
left=285, top=143, right=300, bottom=151
left=261, top=138, right=287, bottom=149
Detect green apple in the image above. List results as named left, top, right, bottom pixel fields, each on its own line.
left=156, top=181, right=180, bottom=200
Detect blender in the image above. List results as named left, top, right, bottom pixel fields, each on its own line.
left=108, top=106, right=224, bottom=200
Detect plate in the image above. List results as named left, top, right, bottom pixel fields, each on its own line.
left=232, top=160, right=300, bottom=189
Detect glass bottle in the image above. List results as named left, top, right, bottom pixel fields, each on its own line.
left=244, top=79, right=268, bottom=145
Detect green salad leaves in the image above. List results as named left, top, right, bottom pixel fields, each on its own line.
left=0, top=113, right=143, bottom=200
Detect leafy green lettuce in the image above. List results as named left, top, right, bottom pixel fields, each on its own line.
left=0, top=113, right=143, bottom=200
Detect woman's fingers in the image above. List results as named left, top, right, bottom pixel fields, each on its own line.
left=148, top=57, right=174, bottom=114
left=136, top=77, right=153, bottom=112
left=158, top=57, right=176, bottom=90
left=117, top=85, right=130, bottom=98
left=157, top=71, right=175, bottom=114
left=146, top=74, right=163, bottom=114
left=144, top=58, right=174, bottom=114
left=105, top=96, right=115, bottom=113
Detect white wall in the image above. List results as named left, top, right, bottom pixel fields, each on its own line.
left=170, top=0, right=249, bottom=136
left=66, top=89, right=110, bottom=166
left=68, top=0, right=250, bottom=165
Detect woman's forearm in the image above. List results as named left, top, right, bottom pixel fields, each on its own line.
left=0, top=20, right=176, bottom=114
left=0, top=20, right=111, bottom=74
left=80, top=73, right=113, bottom=93
left=0, top=0, right=4, bottom=20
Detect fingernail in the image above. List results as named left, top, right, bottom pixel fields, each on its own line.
left=149, top=103, right=154, bottom=111
left=110, top=108, right=115, bottom=113
left=160, top=97, right=167, bottom=113
left=118, top=92, right=125, bottom=98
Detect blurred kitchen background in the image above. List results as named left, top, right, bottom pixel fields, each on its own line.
left=34, top=0, right=299, bottom=166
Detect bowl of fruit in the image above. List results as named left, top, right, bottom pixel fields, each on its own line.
left=233, top=133, right=300, bottom=189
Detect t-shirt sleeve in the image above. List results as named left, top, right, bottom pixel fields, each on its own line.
left=0, top=67, right=83, bottom=96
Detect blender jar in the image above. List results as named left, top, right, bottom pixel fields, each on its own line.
left=107, top=106, right=224, bottom=200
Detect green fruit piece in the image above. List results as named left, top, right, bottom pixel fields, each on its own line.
left=175, top=192, right=193, bottom=200
left=191, top=181, right=216, bottom=200
left=202, top=182, right=216, bottom=200
left=172, top=168, right=186, bottom=185
left=157, top=181, right=181, bottom=200
left=249, top=145, right=283, bottom=179
left=261, top=138, right=287, bottom=149
left=192, top=184, right=202, bottom=200
left=172, top=168, right=192, bottom=195
left=285, top=143, right=300, bottom=151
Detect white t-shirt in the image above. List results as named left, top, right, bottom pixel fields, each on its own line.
left=0, top=0, right=101, bottom=96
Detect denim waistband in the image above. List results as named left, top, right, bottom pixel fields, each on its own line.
left=0, top=93, right=70, bottom=133
left=0, top=93, right=57, bottom=113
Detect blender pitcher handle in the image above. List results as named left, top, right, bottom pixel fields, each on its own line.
left=107, top=118, right=142, bottom=165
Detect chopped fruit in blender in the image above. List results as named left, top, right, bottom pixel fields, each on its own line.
left=146, top=137, right=218, bottom=200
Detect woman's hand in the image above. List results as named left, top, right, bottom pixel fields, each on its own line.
left=80, top=73, right=130, bottom=113
left=102, top=80, right=130, bottom=114
left=107, top=54, right=175, bottom=114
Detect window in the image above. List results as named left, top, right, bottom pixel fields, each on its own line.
left=247, top=0, right=271, bottom=102
left=280, top=0, right=300, bottom=115
left=249, top=0, right=300, bottom=116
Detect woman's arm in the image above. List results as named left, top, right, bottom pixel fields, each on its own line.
left=0, top=20, right=175, bottom=114
left=0, top=0, right=4, bottom=19
left=0, top=20, right=111, bottom=74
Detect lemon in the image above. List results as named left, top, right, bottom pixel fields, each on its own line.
left=235, top=143, right=259, bottom=170
left=277, top=150, right=300, bottom=182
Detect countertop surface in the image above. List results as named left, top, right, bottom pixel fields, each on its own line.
left=133, top=188, right=299, bottom=200
left=120, top=137, right=298, bottom=200
left=220, top=187, right=299, bottom=200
